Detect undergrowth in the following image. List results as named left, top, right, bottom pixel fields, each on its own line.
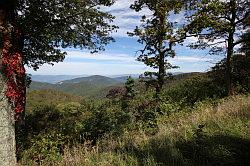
left=18, top=95, right=250, bottom=166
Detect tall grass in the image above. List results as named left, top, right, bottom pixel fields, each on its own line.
left=19, top=95, right=250, bottom=166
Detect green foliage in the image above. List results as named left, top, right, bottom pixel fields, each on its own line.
left=240, top=29, right=250, bottom=55
left=83, top=104, right=127, bottom=144
left=183, top=0, right=249, bottom=95
left=21, top=131, right=65, bottom=162
left=18, top=74, right=250, bottom=165
left=18, top=95, right=130, bottom=162
left=129, top=0, right=182, bottom=94
left=163, top=74, right=221, bottom=106
left=209, top=54, right=250, bottom=94
left=26, top=89, right=83, bottom=113
left=10, top=0, right=118, bottom=69
left=124, top=76, right=136, bottom=99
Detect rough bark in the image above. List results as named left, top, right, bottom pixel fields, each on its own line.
left=0, top=75, right=16, bottom=166
left=157, top=51, right=165, bottom=95
left=0, top=6, right=17, bottom=166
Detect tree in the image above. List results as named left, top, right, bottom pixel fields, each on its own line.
left=0, top=0, right=116, bottom=164
left=120, top=76, right=136, bottom=110
left=129, top=0, right=183, bottom=96
left=209, top=53, right=250, bottom=94
left=209, top=28, right=250, bottom=94
left=183, top=0, right=249, bottom=95
left=124, top=76, right=136, bottom=99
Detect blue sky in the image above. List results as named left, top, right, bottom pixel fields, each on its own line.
left=26, top=0, right=224, bottom=76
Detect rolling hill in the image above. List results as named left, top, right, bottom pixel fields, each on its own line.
left=59, top=75, right=121, bottom=85
left=28, top=75, right=125, bottom=98
left=28, top=73, right=203, bottom=98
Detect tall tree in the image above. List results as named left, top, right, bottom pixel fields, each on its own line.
left=129, top=0, right=183, bottom=95
left=183, top=0, right=249, bottom=95
left=0, top=0, right=116, bottom=164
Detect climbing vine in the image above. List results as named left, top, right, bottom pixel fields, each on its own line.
left=1, top=26, right=26, bottom=119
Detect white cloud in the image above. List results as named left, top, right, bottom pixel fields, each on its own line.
left=65, top=51, right=137, bottom=63
left=26, top=62, right=151, bottom=75
left=65, top=51, right=213, bottom=63
left=102, top=0, right=152, bottom=37
left=170, top=56, right=213, bottom=63
left=26, top=1, right=221, bottom=75
left=26, top=49, right=215, bottom=75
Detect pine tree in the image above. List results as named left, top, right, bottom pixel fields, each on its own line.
left=125, top=76, right=136, bottom=99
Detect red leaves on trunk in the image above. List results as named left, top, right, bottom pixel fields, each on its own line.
left=2, top=37, right=26, bottom=115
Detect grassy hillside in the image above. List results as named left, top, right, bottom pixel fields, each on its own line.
left=18, top=72, right=249, bottom=165
left=19, top=94, right=250, bottom=165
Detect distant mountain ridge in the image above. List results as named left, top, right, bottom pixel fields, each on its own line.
left=29, top=73, right=187, bottom=98
left=30, top=73, right=183, bottom=84
left=30, top=74, right=139, bottom=84
left=59, top=75, right=121, bottom=85
left=29, top=75, right=125, bottom=98
left=30, top=75, right=84, bottom=84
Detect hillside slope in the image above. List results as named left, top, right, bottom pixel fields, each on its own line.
left=26, top=89, right=83, bottom=113
left=20, top=94, right=250, bottom=165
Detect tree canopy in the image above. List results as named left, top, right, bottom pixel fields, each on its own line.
left=183, top=0, right=249, bottom=95
left=1, top=0, right=117, bottom=69
left=129, top=0, right=183, bottom=94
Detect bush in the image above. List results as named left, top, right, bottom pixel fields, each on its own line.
left=82, top=105, right=123, bottom=144
left=18, top=100, right=133, bottom=162
left=17, top=105, right=85, bottom=162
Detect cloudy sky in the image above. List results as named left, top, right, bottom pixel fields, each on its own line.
left=26, top=0, right=223, bottom=76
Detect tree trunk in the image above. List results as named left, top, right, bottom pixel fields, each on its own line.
left=157, top=51, right=165, bottom=95
left=226, top=0, right=237, bottom=96
left=0, top=75, right=17, bottom=166
left=0, top=5, right=18, bottom=165
left=226, top=38, right=234, bottom=96
left=156, top=13, right=166, bottom=96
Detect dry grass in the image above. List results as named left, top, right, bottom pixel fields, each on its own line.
left=157, top=95, right=250, bottom=140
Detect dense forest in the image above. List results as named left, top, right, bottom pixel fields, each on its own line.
left=0, top=0, right=249, bottom=166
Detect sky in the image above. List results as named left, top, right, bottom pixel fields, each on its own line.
left=26, top=0, right=224, bottom=76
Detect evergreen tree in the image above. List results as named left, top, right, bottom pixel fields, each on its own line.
left=121, top=76, right=136, bottom=110
left=125, top=76, right=136, bottom=99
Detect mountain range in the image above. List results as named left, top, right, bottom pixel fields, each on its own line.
left=30, top=74, right=140, bottom=84
left=28, top=72, right=185, bottom=98
left=28, top=75, right=128, bottom=98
